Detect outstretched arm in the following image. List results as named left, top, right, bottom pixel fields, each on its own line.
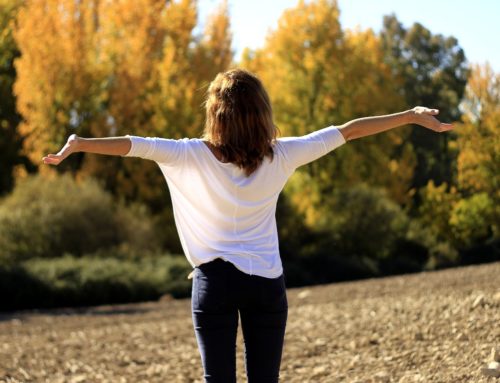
left=337, top=106, right=454, bottom=141
left=277, top=106, right=454, bottom=170
left=42, top=134, right=131, bottom=165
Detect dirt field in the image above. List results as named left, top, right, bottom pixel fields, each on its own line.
left=1, top=262, right=499, bottom=382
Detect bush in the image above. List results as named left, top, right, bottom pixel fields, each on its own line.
left=0, top=254, right=192, bottom=311
left=280, top=183, right=423, bottom=284
left=460, top=237, right=500, bottom=265
left=450, top=193, right=495, bottom=248
left=416, top=180, right=459, bottom=244
left=318, top=183, right=410, bottom=260
left=283, top=239, right=377, bottom=287
left=0, top=264, right=51, bottom=311
left=402, top=215, right=458, bottom=269
left=0, top=174, right=159, bottom=262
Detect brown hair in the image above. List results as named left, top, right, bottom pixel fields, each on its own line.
left=202, top=68, right=277, bottom=176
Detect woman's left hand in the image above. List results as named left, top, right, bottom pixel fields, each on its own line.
left=410, top=107, right=454, bottom=132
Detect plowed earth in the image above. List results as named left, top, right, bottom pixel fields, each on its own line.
left=1, top=262, right=499, bottom=382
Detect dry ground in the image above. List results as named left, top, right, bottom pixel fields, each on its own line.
left=0, top=262, right=499, bottom=383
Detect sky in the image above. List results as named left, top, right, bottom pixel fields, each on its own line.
left=197, top=0, right=500, bottom=72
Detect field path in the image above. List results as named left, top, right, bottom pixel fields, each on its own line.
left=1, top=262, right=499, bottom=382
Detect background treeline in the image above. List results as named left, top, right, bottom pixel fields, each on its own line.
left=0, top=0, right=498, bottom=311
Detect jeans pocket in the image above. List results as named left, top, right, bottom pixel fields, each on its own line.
left=260, top=274, right=288, bottom=311
left=194, top=266, right=229, bottom=312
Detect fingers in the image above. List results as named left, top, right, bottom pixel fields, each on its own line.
left=438, top=123, right=454, bottom=132
left=422, top=107, right=439, bottom=115
left=42, top=154, right=61, bottom=165
left=41, top=134, right=78, bottom=165
left=414, top=106, right=439, bottom=115
left=42, top=157, right=55, bottom=165
left=430, top=123, right=454, bottom=133
left=426, top=121, right=452, bottom=132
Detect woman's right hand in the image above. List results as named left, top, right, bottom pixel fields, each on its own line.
left=42, top=134, right=80, bottom=165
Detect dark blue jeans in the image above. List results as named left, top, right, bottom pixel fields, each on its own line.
left=191, top=258, right=288, bottom=383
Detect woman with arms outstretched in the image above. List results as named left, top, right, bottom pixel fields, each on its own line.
left=43, top=69, right=453, bottom=383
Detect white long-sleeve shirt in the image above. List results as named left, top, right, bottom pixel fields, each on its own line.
left=123, top=126, right=346, bottom=278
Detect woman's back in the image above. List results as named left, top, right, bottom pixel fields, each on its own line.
left=124, top=126, right=346, bottom=277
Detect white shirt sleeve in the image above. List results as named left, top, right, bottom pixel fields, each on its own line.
left=277, top=126, right=346, bottom=170
left=122, top=135, right=186, bottom=165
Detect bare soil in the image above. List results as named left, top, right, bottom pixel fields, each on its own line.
left=1, top=262, right=499, bottom=382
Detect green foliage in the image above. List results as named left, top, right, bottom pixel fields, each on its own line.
left=0, top=254, right=192, bottom=311
left=416, top=179, right=498, bottom=251
left=0, top=174, right=159, bottom=262
left=286, top=182, right=410, bottom=260
left=450, top=193, right=495, bottom=248
left=320, top=184, right=410, bottom=260
left=400, top=219, right=457, bottom=271
left=279, top=183, right=434, bottom=285
left=416, top=180, right=459, bottom=244
left=380, top=14, right=469, bottom=195
left=412, top=180, right=462, bottom=267
left=455, top=64, right=500, bottom=243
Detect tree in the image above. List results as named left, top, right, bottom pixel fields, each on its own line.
left=0, top=0, right=34, bottom=195
left=453, top=63, right=500, bottom=243
left=380, top=15, right=469, bottom=199
left=192, top=0, right=233, bottom=108
left=416, top=64, right=499, bottom=251
left=14, top=0, right=104, bottom=173
left=241, top=0, right=413, bottom=218
left=13, top=0, right=233, bottom=252
left=77, top=0, right=196, bottom=208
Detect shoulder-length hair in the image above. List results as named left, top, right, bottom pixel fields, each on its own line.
left=202, top=68, right=277, bottom=176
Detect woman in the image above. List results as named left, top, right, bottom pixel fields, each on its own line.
left=43, top=68, right=453, bottom=382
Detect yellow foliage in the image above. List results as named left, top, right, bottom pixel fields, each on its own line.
left=13, top=0, right=232, bottom=205
left=242, top=0, right=413, bottom=210
left=14, top=0, right=97, bottom=162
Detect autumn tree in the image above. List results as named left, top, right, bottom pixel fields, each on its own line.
left=14, top=0, right=233, bottom=251
left=75, top=0, right=176, bottom=207
left=0, top=0, right=34, bottom=194
left=192, top=0, right=233, bottom=110
left=452, top=63, right=500, bottom=246
left=241, top=0, right=413, bottom=230
left=416, top=63, right=499, bottom=253
left=14, top=0, right=105, bottom=177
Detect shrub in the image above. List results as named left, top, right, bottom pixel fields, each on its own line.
left=281, top=183, right=422, bottom=284
left=450, top=192, right=495, bottom=248
left=0, top=174, right=159, bottom=262
left=460, top=237, right=500, bottom=265
left=319, top=183, right=410, bottom=260
left=402, top=218, right=458, bottom=271
left=0, top=254, right=192, bottom=311
left=416, top=180, right=460, bottom=244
